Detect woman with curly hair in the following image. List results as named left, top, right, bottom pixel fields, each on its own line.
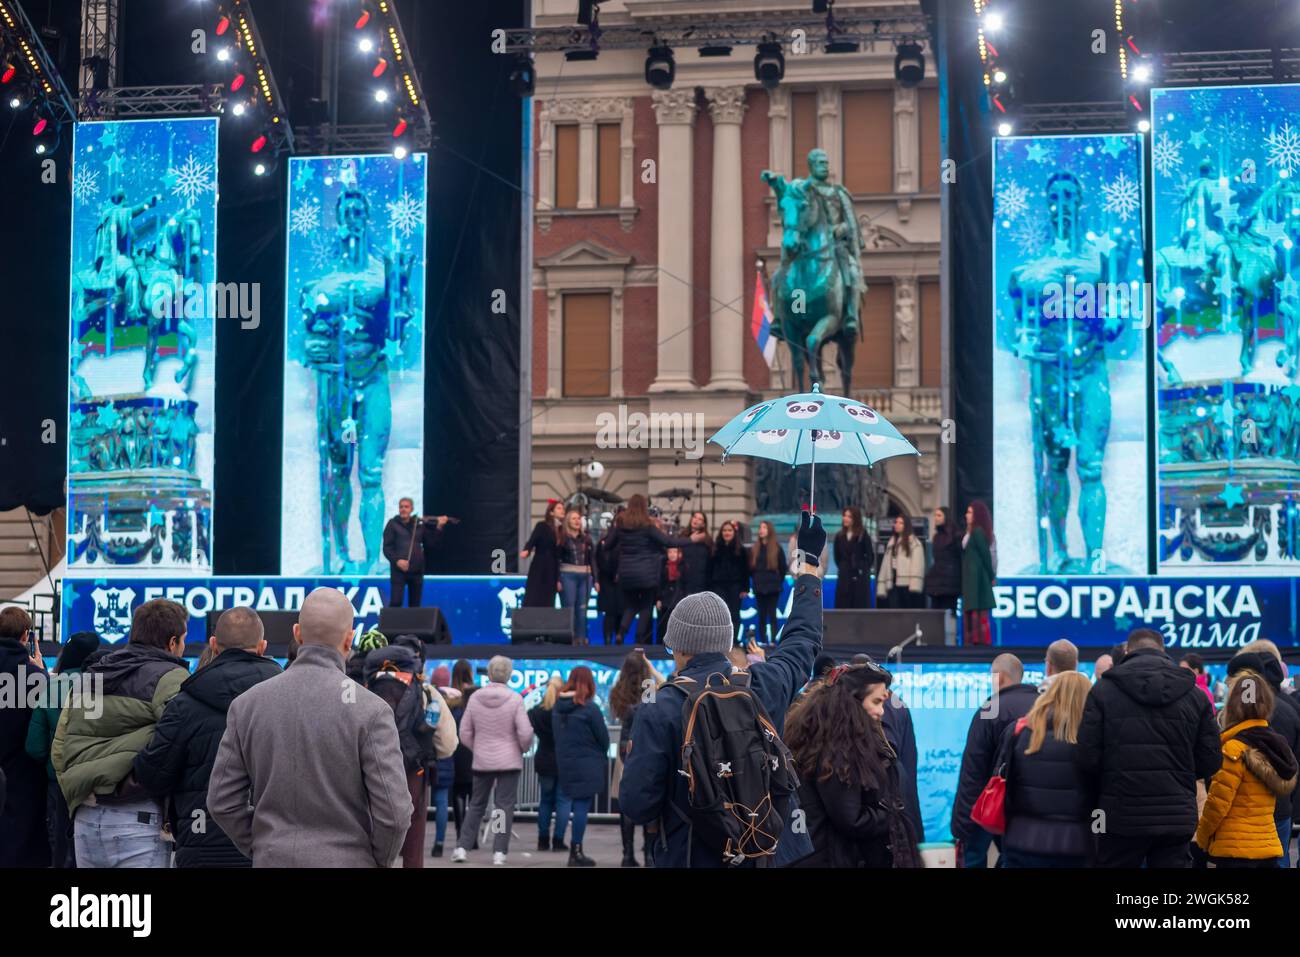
left=784, top=662, right=921, bottom=868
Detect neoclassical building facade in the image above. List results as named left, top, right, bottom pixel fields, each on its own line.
left=526, top=0, right=947, bottom=532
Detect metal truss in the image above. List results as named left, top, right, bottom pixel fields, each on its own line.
left=77, top=83, right=225, bottom=118
left=293, top=121, right=433, bottom=155
left=503, top=8, right=931, bottom=55
left=78, top=0, right=117, bottom=110
left=221, top=0, right=294, bottom=155
left=0, top=0, right=77, bottom=123
left=1014, top=101, right=1130, bottom=135
left=368, top=0, right=432, bottom=151
left=1158, top=48, right=1300, bottom=86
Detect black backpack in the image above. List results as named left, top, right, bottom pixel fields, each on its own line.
left=667, top=668, right=799, bottom=866
left=363, top=645, right=436, bottom=773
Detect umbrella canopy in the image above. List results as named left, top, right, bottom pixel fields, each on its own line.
left=709, top=384, right=920, bottom=467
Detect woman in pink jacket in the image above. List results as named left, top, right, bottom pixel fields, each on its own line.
left=452, top=655, right=535, bottom=865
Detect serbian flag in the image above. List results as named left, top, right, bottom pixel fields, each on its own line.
left=751, top=269, right=777, bottom=367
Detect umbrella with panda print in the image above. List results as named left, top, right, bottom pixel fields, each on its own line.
left=708, top=382, right=920, bottom=512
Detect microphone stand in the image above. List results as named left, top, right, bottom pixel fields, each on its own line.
left=887, top=624, right=925, bottom=665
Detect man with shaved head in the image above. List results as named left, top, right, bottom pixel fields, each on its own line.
left=208, top=587, right=412, bottom=866
left=1041, top=639, right=1079, bottom=692
left=951, top=652, right=1038, bottom=867
left=135, top=605, right=281, bottom=867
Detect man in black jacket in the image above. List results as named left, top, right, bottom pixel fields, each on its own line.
left=1076, top=629, right=1221, bottom=868
left=134, top=607, right=281, bottom=867
left=951, top=653, right=1038, bottom=867
left=382, top=498, right=447, bottom=607
left=1226, top=641, right=1300, bottom=867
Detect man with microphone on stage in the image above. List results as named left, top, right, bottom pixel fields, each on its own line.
left=383, top=498, right=448, bottom=607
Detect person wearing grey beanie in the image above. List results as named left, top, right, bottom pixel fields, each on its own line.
left=621, top=510, right=830, bottom=868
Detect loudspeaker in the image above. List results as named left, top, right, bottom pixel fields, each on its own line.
left=510, top=607, right=574, bottom=644
left=822, top=609, right=948, bottom=649
left=207, top=609, right=299, bottom=657
left=378, top=606, right=450, bottom=644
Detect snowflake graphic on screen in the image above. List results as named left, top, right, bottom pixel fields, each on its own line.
left=1008, top=216, right=1050, bottom=258
left=72, top=165, right=99, bottom=205
left=1266, top=121, right=1300, bottom=175
left=168, top=153, right=216, bottom=208
left=290, top=198, right=322, bottom=238
left=308, top=230, right=335, bottom=271
left=385, top=191, right=425, bottom=238
left=1102, top=172, right=1140, bottom=222
left=996, top=181, right=1030, bottom=222
left=1153, top=132, right=1183, bottom=177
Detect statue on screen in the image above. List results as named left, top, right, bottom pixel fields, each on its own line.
left=761, top=148, right=864, bottom=393
left=298, top=183, right=417, bottom=574
left=1008, top=171, right=1131, bottom=574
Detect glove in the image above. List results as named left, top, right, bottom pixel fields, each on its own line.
left=795, top=509, right=827, bottom=568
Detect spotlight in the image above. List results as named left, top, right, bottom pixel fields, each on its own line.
left=577, top=0, right=596, bottom=25
left=217, top=47, right=231, bottom=63
left=984, top=11, right=1004, bottom=32
left=7, top=94, right=21, bottom=110
left=359, top=36, right=375, bottom=53
left=216, top=15, right=231, bottom=36
left=253, top=161, right=267, bottom=176
left=253, top=155, right=277, bottom=177
left=393, top=118, right=408, bottom=138
left=825, top=39, right=860, bottom=54
left=997, top=120, right=1013, bottom=137
left=754, top=40, right=785, bottom=91
left=375, top=87, right=390, bottom=103
left=1, top=62, right=15, bottom=85
left=232, top=100, right=247, bottom=116
left=993, top=68, right=1007, bottom=84
left=32, top=117, right=46, bottom=136
left=372, top=57, right=389, bottom=78
left=250, top=133, right=268, bottom=153
left=894, top=42, right=925, bottom=87
left=231, top=72, right=247, bottom=92
left=1133, top=63, right=1152, bottom=83
left=644, top=45, right=675, bottom=90
left=812, top=0, right=829, bottom=11
left=1137, top=118, right=1151, bottom=133
left=699, top=45, right=732, bottom=57
left=508, top=56, right=535, bottom=97
left=564, top=49, right=599, bottom=62
left=355, top=10, right=371, bottom=30
left=393, top=144, right=409, bottom=160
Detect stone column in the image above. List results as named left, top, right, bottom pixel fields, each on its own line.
left=577, top=120, right=597, bottom=209
left=705, top=86, right=748, bottom=392
left=649, top=88, right=697, bottom=392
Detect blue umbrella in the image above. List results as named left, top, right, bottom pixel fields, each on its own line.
left=708, top=383, right=920, bottom=510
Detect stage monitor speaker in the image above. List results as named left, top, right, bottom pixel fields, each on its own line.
left=379, top=606, right=451, bottom=645
left=822, top=609, right=947, bottom=649
left=510, top=607, right=574, bottom=644
left=207, top=609, right=299, bottom=657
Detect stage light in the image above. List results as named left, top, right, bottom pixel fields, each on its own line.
left=375, top=87, right=389, bottom=103
left=217, top=47, right=231, bottom=62
left=993, top=68, right=1007, bottom=84
left=1137, top=118, right=1150, bottom=133
left=359, top=36, right=374, bottom=53
left=216, top=15, right=231, bottom=36
left=7, top=94, right=21, bottom=109
left=894, top=42, right=925, bottom=87
left=564, top=49, right=599, bottom=62
left=392, top=117, right=408, bottom=138
left=231, top=72, right=247, bottom=92
left=253, top=161, right=267, bottom=176
left=825, top=39, right=860, bottom=54
left=32, top=116, right=45, bottom=135
left=812, top=0, right=829, bottom=11
left=250, top=133, right=268, bottom=153
left=232, top=100, right=246, bottom=116
left=699, top=45, right=732, bottom=57
left=372, top=57, right=388, bottom=77
left=393, top=144, right=409, bottom=160
left=1, top=63, right=14, bottom=85
left=984, top=11, right=1004, bottom=32
left=355, top=10, right=371, bottom=30
left=754, top=41, right=784, bottom=91
left=644, top=45, right=675, bottom=90
left=997, top=120, right=1013, bottom=136
left=1133, top=63, right=1152, bottom=83
left=508, top=55, right=535, bottom=97
left=577, top=0, right=596, bottom=25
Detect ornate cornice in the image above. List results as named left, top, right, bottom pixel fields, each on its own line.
left=541, top=96, right=634, bottom=122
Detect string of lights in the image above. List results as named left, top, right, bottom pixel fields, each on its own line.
left=210, top=0, right=294, bottom=176
left=0, top=0, right=76, bottom=156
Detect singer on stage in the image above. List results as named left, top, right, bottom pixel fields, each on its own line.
left=383, top=497, right=448, bottom=607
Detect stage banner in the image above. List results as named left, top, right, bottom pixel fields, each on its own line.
left=67, top=118, right=220, bottom=571
left=61, top=574, right=826, bottom=646
left=281, top=153, right=428, bottom=575
left=992, top=134, right=1149, bottom=576
left=1153, top=85, right=1300, bottom=572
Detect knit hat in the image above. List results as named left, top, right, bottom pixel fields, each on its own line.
left=57, top=631, right=101, bottom=673
left=432, top=665, right=451, bottom=687
left=356, top=628, right=388, bottom=653
left=663, top=592, right=735, bottom=656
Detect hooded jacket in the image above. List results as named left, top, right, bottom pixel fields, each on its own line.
left=553, top=693, right=611, bottom=800
left=52, top=643, right=190, bottom=815
left=1226, top=651, right=1300, bottom=825
left=133, top=649, right=282, bottom=867
left=1076, top=647, right=1222, bottom=837
left=1195, top=719, right=1298, bottom=861
left=459, top=681, right=533, bottom=772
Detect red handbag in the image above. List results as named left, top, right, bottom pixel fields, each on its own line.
left=969, top=717, right=1028, bottom=836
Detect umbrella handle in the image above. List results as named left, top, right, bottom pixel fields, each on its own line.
left=810, top=431, right=816, bottom=514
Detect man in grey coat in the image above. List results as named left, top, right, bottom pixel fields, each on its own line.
left=207, top=587, right=412, bottom=867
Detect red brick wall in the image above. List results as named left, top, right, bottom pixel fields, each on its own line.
left=622, top=285, right=657, bottom=394
left=532, top=287, right=547, bottom=398
left=692, top=92, right=712, bottom=388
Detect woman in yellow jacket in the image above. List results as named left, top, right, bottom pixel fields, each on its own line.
left=1195, top=670, right=1298, bottom=867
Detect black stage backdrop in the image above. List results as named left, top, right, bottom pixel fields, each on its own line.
left=0, top=0, right=523, bottom=574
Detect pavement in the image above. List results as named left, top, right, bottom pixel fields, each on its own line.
left=423, top=815, right=635, bottom=869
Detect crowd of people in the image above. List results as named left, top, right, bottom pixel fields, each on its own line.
left=519, top=495, right=1000, bottom=646
left=1, top=507, right=1298, bottom=869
